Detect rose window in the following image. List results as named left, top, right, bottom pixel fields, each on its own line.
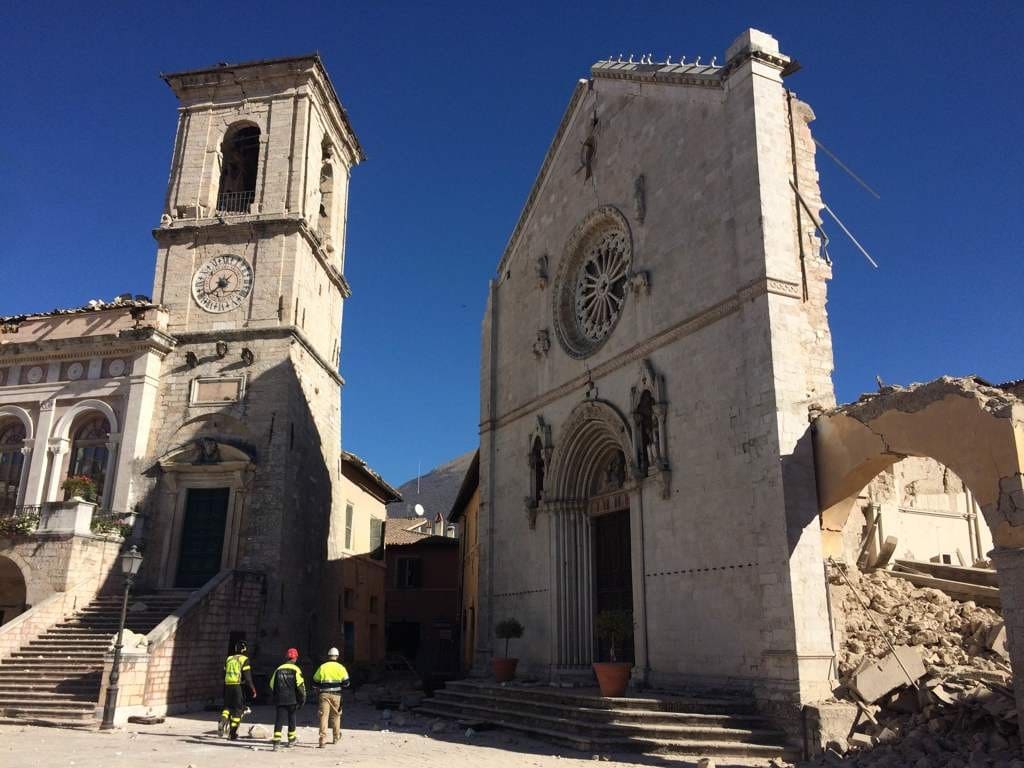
left=552, top=207, right=633, bottom=358
left=573, top=229, right=630, bottom=343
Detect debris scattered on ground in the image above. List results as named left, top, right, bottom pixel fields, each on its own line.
left=803, top=564, right=1018, bottom=766
left=127, top=715, right=164, bottom=725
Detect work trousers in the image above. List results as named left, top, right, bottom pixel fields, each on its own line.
left=318, top=692, right=342, bottom=744
left=273, top=705, right=298, bottom=743
left=221, top=685, right=245, bottom=736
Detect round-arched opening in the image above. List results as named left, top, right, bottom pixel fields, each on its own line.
left=217, top=124, right=261, bottom=213
left=0, top=556, right=27, bottom=626
left=0, top=419, right=27, bottom=513
left=67, top=413, right=111, bottom=503
left=827, top=456, right=993, bottom=569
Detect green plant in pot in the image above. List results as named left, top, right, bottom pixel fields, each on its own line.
left=492, top=618, right=524, bottom=683
left=592, top=609, right=633, bottom=697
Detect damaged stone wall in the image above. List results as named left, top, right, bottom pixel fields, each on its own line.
left=799, top=564, right=1017, bottom=767
left=841, top=457, right=994, bottom=567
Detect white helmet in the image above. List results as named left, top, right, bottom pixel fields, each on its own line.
left=327, top=647, right=340, bottom=658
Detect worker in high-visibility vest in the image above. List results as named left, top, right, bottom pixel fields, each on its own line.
left=269, top=647, right=306, bottom=750
left=218, top=641, right=256, bottom=739
left=312, top=647, right=351, bottom=747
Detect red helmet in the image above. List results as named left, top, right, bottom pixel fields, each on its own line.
left=286, top=647, right=299, bottom=660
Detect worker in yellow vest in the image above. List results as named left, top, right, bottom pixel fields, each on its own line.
left=218, top=640, right=256, bottom=739
left=311, top=647, right=350, bottom=748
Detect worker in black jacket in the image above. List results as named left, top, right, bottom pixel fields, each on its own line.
left=269, top=647, right=306, bottom=750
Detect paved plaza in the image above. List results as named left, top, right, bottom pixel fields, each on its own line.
left=1, top=701, right=771, bottom=768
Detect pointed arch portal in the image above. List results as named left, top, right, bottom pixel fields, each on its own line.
left=542, top=399, right=644, bottom=675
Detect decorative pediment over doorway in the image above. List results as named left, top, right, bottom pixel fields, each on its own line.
left=158, top=439, right=254, bottom=474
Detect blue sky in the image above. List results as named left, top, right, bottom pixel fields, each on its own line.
left=1, top=2, right=1021, bottom=486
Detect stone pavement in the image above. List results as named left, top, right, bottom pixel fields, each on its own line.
left=0, top=701, right=774, bottom=768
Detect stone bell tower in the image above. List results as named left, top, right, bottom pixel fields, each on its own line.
left=139, top=56, right=364, bottom=661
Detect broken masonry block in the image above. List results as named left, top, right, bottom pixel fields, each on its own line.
left=851, top=645, right=927, bottom=704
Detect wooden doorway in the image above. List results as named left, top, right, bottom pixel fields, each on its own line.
left=175, top=487, right=229, bottom=588
left=592, top=508, right=634, bottom=663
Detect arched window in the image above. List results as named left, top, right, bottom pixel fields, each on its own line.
left=0, top=422, right=26, bottom=513
left=216, top=125, right=261, bottom=214
left=318, top=162, right=334, bottom=244
left=67, top=415, right=111, bottom=502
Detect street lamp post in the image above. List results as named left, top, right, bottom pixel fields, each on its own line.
left=100, top=545, right=143, bottom=730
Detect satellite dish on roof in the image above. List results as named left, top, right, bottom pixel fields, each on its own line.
left=414, top=503, right=425, bottom=517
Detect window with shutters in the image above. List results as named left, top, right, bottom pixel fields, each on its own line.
left=344, top=503, right=354, bottom=550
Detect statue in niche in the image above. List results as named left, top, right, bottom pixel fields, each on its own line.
left=636, top=390, right=662, bottom=475
left=605, top=450, right=626, bottom=490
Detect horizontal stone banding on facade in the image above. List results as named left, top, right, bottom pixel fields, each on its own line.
left=646, top=561, right=758, bottom=578
left=481, top=275, right=801, bottom=432
left=492, top=588, right=548, bottom=598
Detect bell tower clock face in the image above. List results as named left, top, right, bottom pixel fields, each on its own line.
left=191, top=255, right=254, bottom=313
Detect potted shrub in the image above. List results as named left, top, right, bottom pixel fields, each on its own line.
left=592, top=609, right=633, bottom=697
left=492, top=618, right=524, bottom=682
left=62, top=475, right=98, bottom=503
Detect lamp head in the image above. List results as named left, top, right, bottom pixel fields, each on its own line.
left=121, top=545, right=143, bottom=578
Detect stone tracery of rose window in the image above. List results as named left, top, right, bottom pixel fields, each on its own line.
left=552, top=206, right=633, bottom=358
left=573, top=229, right=630, bottom=344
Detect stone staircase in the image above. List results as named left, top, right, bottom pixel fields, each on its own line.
left=418, top=680, right=799, bottom=761
left=0, top=589, right=192, bottom=724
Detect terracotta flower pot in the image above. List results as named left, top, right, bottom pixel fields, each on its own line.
left=491, top=657, right=518, bottom=682
left=592, top=662, right=632, bottom=697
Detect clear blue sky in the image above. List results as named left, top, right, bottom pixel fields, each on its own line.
left=1, top=2, right=1021, bottom=486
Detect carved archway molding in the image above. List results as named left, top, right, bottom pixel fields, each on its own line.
left=545, top=398, right=637, bottom=504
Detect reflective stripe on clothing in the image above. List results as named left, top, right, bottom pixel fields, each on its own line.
left=313, top=660, right=350, bottom=691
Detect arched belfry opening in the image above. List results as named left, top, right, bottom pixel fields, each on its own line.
left=545, top=400, right=638, bottom=673
left=217, top=124, right=260, bottom=213
left=318, top=141, right=335, bottom=251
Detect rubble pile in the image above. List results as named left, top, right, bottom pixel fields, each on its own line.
left=831, top=567, right=1009, bottom=682
left=804, top=566, right=1020, bottom=766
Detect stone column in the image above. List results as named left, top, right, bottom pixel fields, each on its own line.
left=22, top=400, right=57, bottom=506
left=43, top=440, right=69, bottom=503
left=989, top=547, right=1024, bottom=742
left=110, top=352, right=163, bottom=513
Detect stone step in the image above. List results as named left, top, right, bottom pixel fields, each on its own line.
left=0, top=661, right=104, bottom=672
left=0, top=682, right=99, bottom=695
left=443, top=681, right=757, bottom=715
left=419, top=697, right=787, bottom=745
left=0, top=689, right=97, bottom=702
left=417, top=703, right=795, bottom=760
left=0, top=704, right=95, bottom=721
left=9, top=655, right=107, bottom=663
left=431, top=688, right=769, bottom=729
left=0, top=697, right=95, bottom=711
left=27, top=639, right=111, bottom=647
left=0, top=670, right=101, bottom=682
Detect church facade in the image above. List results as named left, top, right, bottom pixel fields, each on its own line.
left=0, top=55, right=369, bottom=715
left=476, top=29, right=836, bottom=706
